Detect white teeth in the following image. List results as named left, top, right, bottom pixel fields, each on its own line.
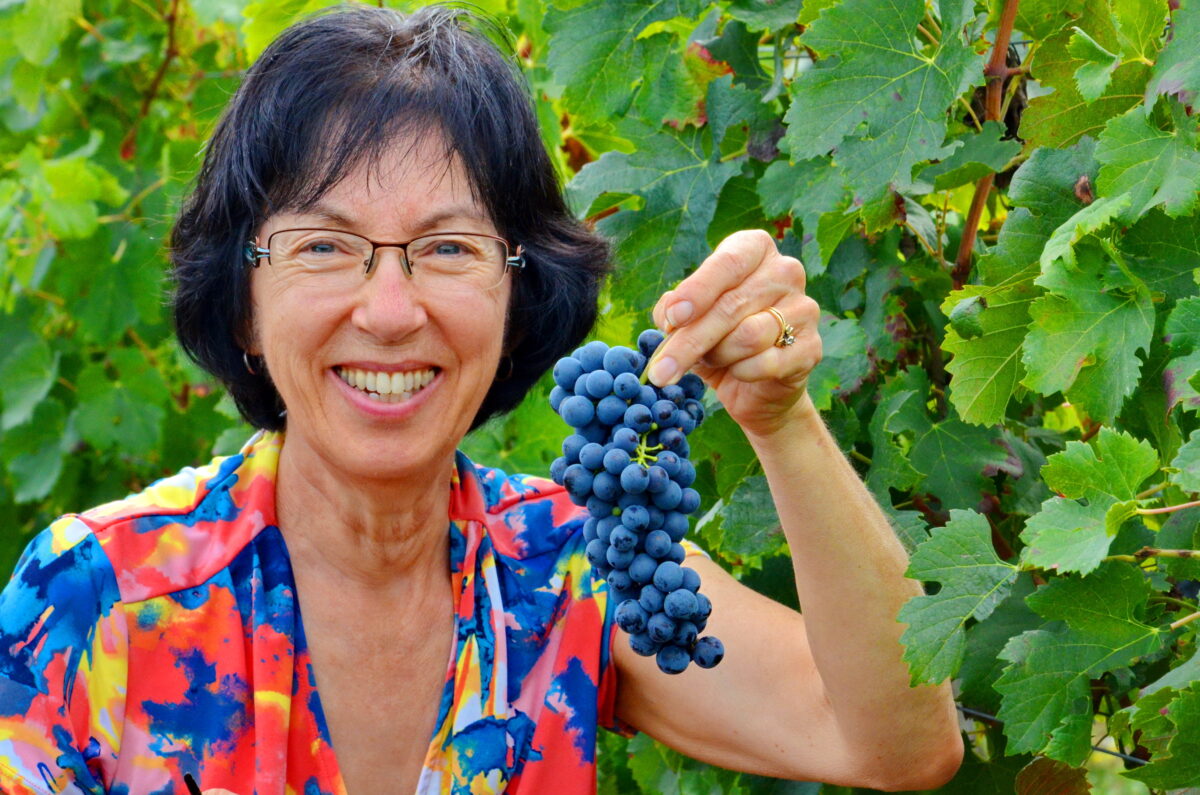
left=336, top=366, right=436, bottom=403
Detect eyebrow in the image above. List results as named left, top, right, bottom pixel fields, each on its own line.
left=297, top=203, right=492, bottom=236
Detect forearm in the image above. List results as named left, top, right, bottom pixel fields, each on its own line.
left=744, top=394, right=961, bottom=770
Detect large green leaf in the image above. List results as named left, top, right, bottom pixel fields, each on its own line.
left=1124, top=687, right=1200, bottom=788
left=1022, top=252, right=1155, bottom=423
left=995, top=563, right=1166, bottom=763
left=898, top=509, right=1020, bottom=684
left=544, top=0, right=704, bottom=122
left=784, top=0, right=981, bottom=203
left=73, top=348, right=169, bottom=457
left=568, top=119, right=742, bottom=309
left=6, top=0, right=82, bottom=65
left=910, top=419, right=1009, bottom=509
left=1019, top=429, right=1158, bottom=574
left=1020, top=1, right=1153, bottom=149
left=1095, top=107, right=1200, bottom=221
left=0, top=330, right=58, bottom=431
left=0, top=398, right=70, bottom=503
left=941, top=279, right=1038, bottom=426
left=1144, top=0, right=1200, bottom=109
left=1042, top=428, right=1159, bottom=501
left=916, top=122, right=1022, bottom=192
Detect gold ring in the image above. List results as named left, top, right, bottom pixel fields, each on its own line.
left=766, top=307, right=795, bottom=348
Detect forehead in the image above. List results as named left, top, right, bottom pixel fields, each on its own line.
left=284, top=134, right=490, bottom=229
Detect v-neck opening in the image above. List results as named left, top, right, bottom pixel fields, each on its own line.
left=277, top=520, right=465, bottom=795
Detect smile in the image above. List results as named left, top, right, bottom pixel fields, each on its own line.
left=335, top=366, right=437, bottom=403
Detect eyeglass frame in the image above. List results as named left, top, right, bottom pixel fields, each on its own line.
left=243, top=227, right=526, bottom=283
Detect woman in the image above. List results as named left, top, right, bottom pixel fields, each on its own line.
left=0, top=5, right=961, bottom=794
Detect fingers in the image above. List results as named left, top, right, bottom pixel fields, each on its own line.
left=702, top=297, right=821, bottom=372
left=647, top=231, right=811, bottom=386
left=652, top=230, right=790, bottom=332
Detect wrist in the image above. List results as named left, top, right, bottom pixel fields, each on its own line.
left=742, top=391, right=824, bottom=446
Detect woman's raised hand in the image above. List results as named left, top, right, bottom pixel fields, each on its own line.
left=648, top=230, right=822, bottom=438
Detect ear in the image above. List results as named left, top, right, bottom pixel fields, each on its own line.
left=234, top=304, right=261, bottom=358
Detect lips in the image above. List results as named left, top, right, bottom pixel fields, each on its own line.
left=335, top=365, right=437, bottom=403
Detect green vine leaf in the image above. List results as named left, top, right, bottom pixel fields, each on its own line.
left=1095, top=106, right=1200, bottom=221
left=1039, top=194, right=1131, bottom=269
left=916, top=121, right=1022, bottom=192
left=1124, top=687, right=1200, bottom=788
left=1067, top=26, right=1122, bottom=102
left=1143, top=0, right=1200, bottom=109
left=1020, top=0, right=1153, bottom=149
left=568, top=117, right=741, bottom=309
left=898, top=509, right=1020, bottom=685
left=544, top=0, right=704, bottom=123
left=1044, top=427, right=1160, bottom=499
left=784, top=0, right=982, bottom=204
left=910, top=419, right=1009, bottom=509
left=1021, top=428, right=1158, bottom=574
left=995, top=562, right=1166, bottom=763
left=0, top=331, right=58, bottom=431
left=1023, top=252, right=1155, bottom=422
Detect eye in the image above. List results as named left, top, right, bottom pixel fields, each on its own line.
left=417, top=237, right=477, bottom=258
left=433, top=241, right=465, bottom=256
left=303, top=238, right=351, bottom=256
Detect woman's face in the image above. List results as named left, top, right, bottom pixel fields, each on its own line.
left=249, top=138, right=511, bottom=483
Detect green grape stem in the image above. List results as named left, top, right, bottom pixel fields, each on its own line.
left=633, top=437, right=664, bottom=467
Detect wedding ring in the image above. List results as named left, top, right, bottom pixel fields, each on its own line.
left=766, top=306, right=795, bottom=348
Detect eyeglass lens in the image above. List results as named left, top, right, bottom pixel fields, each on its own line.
left=267, top=229, right=510, bottom=291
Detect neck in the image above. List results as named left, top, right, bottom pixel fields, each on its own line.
left=274, top=433, right=454, bottom=591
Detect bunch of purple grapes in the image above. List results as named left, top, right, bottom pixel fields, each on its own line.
left=549, top=329, right=724, bottom=674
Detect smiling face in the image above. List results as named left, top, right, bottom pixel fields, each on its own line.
left=248, top=137, right=511, bottom=484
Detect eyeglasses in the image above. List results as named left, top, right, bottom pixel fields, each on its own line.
left=244, top=228, right=524, bottom=292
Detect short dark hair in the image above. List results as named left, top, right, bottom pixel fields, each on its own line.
left=171, top=3, right=610, bottom=431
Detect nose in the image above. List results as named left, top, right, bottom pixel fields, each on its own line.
left=350, top=248, right=428, bottom=342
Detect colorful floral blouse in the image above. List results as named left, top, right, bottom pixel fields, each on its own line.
left=0, top=431, right=658, bottom=794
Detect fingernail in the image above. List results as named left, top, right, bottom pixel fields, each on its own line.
left=649, top=356, right=677, bottom=386
left=666, top=301, right=693, bottom=328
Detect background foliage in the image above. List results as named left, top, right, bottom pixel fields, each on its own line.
left=1, top=0, right=1199, bottom=791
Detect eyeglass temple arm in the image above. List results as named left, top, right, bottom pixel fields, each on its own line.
left=244, top=242, right=270, bottom=266
left=506, top=245, right=526, bottom=271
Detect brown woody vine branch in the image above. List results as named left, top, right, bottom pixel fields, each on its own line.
left=952, top=0, right=1020, bottom=288
left=119, top=0, right=180, bottom=161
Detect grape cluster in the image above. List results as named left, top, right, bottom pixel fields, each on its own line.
left=549, top=329, right=725, bottom=674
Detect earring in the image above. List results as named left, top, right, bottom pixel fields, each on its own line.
left=243, top=351, right=258, bottom=375
left=496, top=355, right=514, bottom=382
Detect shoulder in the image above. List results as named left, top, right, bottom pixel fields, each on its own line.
left=55, top=432, right=280, bottom=604
left=457, top=452, right=587, bottom=562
